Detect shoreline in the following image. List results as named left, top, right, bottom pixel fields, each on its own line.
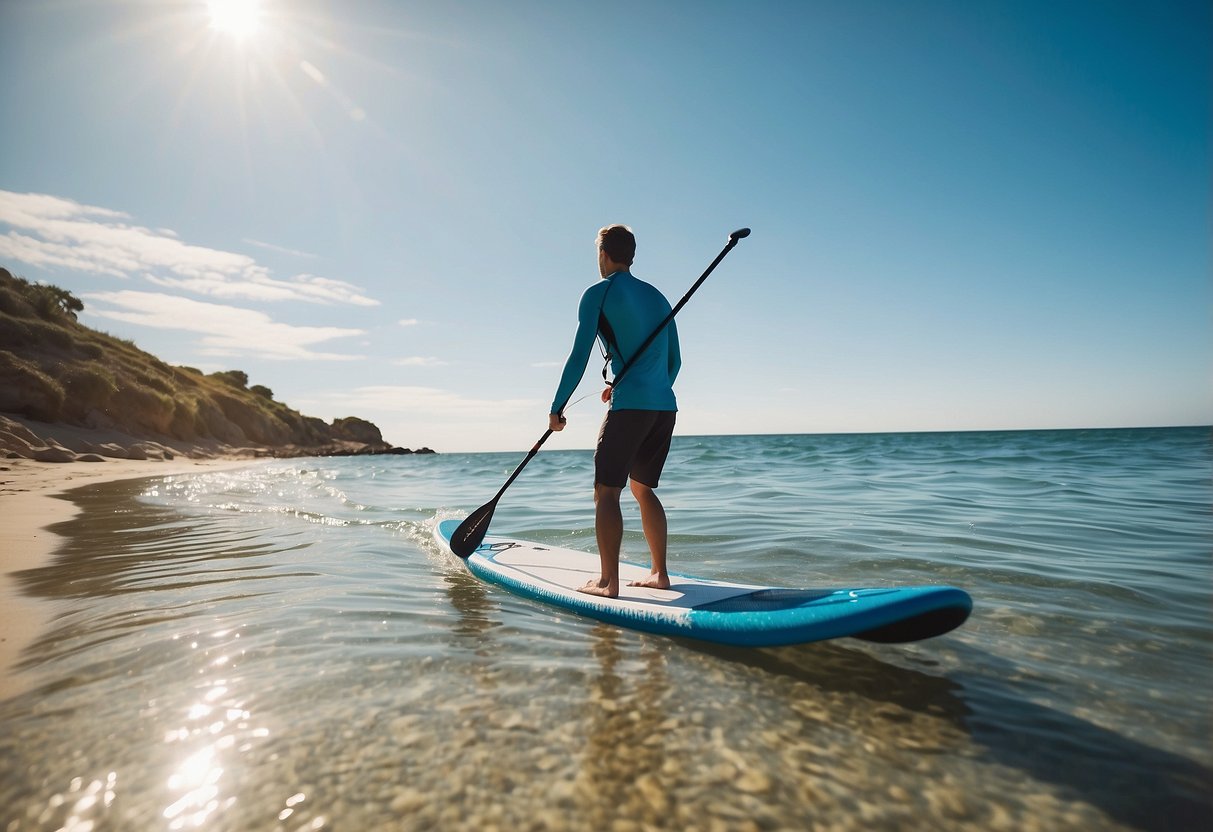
left=0, top=456, right=259, bottom=699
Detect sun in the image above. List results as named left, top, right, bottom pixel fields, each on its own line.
left=206, top=0, right=262, bottom=40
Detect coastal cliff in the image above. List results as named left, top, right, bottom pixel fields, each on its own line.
left=0, top=267, right=432, bottom=461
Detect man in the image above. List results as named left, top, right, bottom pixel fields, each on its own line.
left=549, top=225, right=681, bottom=598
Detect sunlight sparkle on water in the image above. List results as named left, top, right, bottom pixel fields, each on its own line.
left=163, top=746, right=224, bottom=828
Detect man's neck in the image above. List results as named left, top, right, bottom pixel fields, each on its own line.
left=598, top=248, right=631, bottom=278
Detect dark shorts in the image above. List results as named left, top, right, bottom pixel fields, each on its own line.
left=595, top=409, right=677, bottom=489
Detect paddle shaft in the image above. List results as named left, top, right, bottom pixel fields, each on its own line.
left=603, top=231, right=746, bottom=396
left=450, top=228, right=749, bottom=557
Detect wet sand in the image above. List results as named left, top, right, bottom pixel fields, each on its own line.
left=0, top=457, right=256, bottom=698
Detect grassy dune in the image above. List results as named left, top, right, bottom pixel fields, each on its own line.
left=0, top=267, right=421, bottom=455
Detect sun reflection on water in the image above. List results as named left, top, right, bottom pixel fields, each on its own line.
left=158, top=666, right=270, bottom=829
left=163, top=745, right=224, bottom=828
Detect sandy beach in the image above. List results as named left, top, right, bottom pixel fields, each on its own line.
left=0, top=456, right=257, bottom=699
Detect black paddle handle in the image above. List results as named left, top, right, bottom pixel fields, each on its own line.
left=498, top=430, right=552, bottom=499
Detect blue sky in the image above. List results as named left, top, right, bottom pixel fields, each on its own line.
left=1, top=0, right=1208, bottom=452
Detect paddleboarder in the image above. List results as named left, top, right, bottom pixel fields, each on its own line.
left=549, top=225, right=681, bottom=598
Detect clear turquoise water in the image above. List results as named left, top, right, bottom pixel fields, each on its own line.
left=1, top=427, right=1210, bottom=831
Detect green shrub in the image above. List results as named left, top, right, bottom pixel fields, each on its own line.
left=135, top=369, right=174, bottom=395
left=78, top=340, right=105, bottom=359
left=0, top=314, right=36, bottom=349
left=112, top=384, right=175, bottom=435
left=171, top=367, right=203, bottom=388
left=303, top=416, right=330, bottom=443
left=17, top=316, right=75, bottom=352
left=0, top=353, right=65, bottom=422
left=0, top=285, right=32, bottom=318
left=61, top=363, right=118, bottom=411
left=211, top=370, right=249, bottom=389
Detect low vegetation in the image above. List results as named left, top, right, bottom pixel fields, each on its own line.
left=0, top=267, right=405, bottom=453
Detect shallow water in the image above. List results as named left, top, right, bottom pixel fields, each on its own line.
left=1, top=428, right=1210, bottom=831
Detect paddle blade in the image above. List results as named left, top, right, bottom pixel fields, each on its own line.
left=450, top=500, right=497, bottom=558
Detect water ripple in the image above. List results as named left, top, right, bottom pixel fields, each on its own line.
left=1, top=428, right=1209, bottom=831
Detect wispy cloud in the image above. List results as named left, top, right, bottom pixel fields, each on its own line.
left=84, top=290, right=365, bottom=361
left=305, top=385, right=535, bottom=417
left=145, top=271, right=377, bottom=306
left=243, top=238, right=318, bottom=259
left=392, top=356, right=448, bottom=367
left=398, top=318, right=420, bottom=327
left=0, top=190, right=377, bottom=306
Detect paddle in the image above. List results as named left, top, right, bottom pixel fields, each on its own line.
left=449, top=227, right=751, bottom=558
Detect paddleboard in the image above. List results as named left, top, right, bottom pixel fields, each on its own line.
left=434, top=519, right=971, bottom=646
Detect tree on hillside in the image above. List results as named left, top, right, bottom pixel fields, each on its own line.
left=0, top=270, right=85, bottom=321
left=32, top=284, right=84, bottom=320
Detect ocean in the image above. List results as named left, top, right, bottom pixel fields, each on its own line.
left=1, top=427, right=1209, bottom=831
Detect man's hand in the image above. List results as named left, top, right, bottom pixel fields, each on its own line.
left=549, top=413, right=567, bottom=432
left=600, top=386, right=613, bottom=404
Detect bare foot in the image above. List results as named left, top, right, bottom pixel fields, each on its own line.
left=627, top=573, right=670, bottom=590
left=577, top=578, right=618, bottom=598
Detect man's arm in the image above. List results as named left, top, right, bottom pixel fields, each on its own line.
left=666, top=318, right=681, bottom=385
left=549, top=284, right=605, bottom=419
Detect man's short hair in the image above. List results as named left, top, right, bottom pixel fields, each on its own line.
left=597, top=225, right=636, bottom=267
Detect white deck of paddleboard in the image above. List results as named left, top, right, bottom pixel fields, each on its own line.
left=435, top=519, right=973, bottom=645
left=468, top=535, right=764, bottom=616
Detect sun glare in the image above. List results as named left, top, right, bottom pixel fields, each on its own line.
left=207, top=0, right=262, bottom=40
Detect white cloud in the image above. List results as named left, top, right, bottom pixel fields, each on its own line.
left=0, top=191, right=128, bottom=223
left=83, top=290, right=365, bottom=361
left=145, top=271, right=378, bottom=306
left=0, top=230, right=133, bottom=278
left=398, top=318, right=419, bottom=327
left=0, top=190, right=377, bottom=306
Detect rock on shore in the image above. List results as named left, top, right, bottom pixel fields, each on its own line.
left=0, top=413, right=434, bottom=464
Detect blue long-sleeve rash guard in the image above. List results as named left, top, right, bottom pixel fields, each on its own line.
left=550, top=271, right=681, bottom=414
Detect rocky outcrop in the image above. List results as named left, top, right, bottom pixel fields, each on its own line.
left=330, top=416, right=383, bottom=445
left=0, top=413, right=435, bottom=464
